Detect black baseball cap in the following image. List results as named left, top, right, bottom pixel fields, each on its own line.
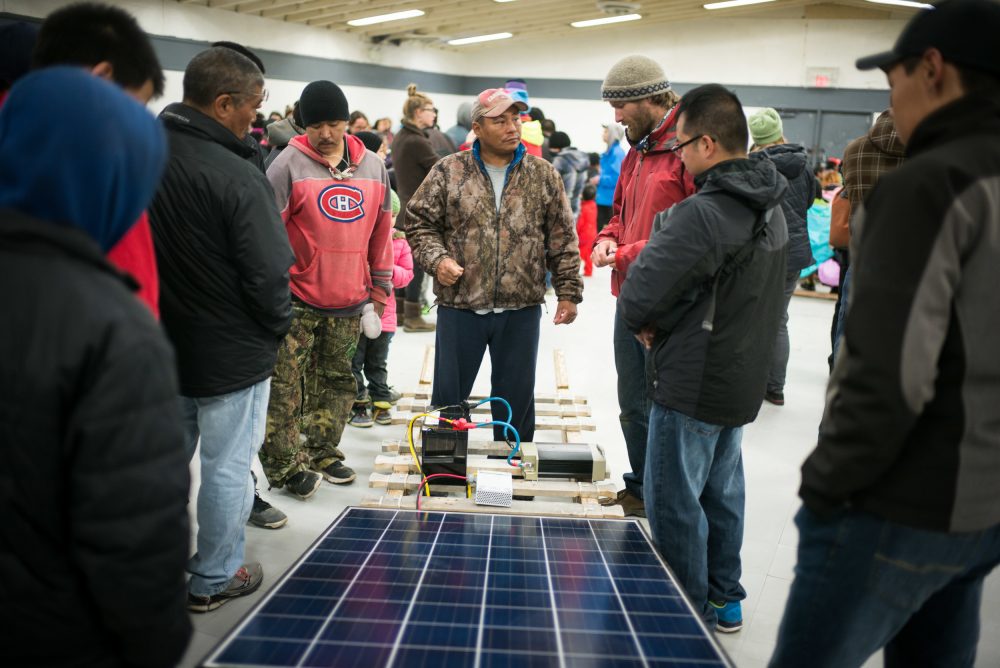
left=856, top=0, right=1000, bottom=75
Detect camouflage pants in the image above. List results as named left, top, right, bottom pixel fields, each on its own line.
left=260, top=305, right=360, bottom=487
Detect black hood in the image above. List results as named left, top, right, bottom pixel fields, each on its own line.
left=755, top=143, right=807, bottom=180
left=696, top=156, right=787, bottom=211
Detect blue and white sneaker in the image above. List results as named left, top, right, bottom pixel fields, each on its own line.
left=710, top=600, right=743, bottom=633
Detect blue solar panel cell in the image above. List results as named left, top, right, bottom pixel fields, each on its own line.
left=201, top=508, right=732, bottom=668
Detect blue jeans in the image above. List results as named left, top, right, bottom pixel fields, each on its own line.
left=179, top=378, right=271, bottom=597
left=613, top=309, right=651, bottom=499
left=770, top=506, right=1000, bottom=667
left=645, top=403, right=746, bottom=624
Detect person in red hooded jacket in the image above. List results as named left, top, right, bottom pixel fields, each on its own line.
left=33, top=3, right=166, bottom=318
left=592, top=55, right=696, bottom=517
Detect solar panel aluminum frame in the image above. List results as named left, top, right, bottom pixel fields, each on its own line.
left=199, top=507, right=737, bottom=668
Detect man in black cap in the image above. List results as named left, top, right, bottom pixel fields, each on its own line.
left=771, top=1, right=1000, bottom=665
left=260, top=80, right=394, bottom=499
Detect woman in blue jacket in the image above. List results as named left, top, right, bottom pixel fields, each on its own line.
left=597, top=123, right=626, bottom=232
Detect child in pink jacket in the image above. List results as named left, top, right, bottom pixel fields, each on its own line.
left=350, top=190, right=414, bottom=426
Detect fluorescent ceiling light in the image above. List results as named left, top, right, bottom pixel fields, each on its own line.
left=571, top=14, right=642, bottom=28
left=865, top=0, right=932, bottom=7
left=347, top=9, right=425, bottom=26
left=704, top=0, right=776, bottom=9
left=447, top=32, right=513, bottom=45
left=494, top=0, right=517, bottom=3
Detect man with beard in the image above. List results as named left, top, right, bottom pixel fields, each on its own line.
left=592, top=55, right=696, bottom=517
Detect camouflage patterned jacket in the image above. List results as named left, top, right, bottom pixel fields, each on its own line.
left=405, top=141, right=583, bottom=310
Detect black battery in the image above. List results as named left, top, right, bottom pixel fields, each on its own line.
left=420, top=427, right=468, bottom=485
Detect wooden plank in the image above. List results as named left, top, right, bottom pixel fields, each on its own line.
left=553, top=349, right=570, bottom=390
left=794, top=288, right=837, bottom=301
left=419, top=344, right=435, bottom=386
left=394, top=398, right=591, bottom=418
left=382, top=440, right=516, bottom=456
left=400, top=390, right=588, bottom=405
left=361, top=495, right=626, bottom=519
left=375, top=454, right=532, bottom=477
left=383, top=438, right=591, bottom=455
left=369, top=473, right=617, bottom=500
left=389, top=412, right=595, bottom=432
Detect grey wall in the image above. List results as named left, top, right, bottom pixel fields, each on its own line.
left=3, top=11, right=887, bottom=160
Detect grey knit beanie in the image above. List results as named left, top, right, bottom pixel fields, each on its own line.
left=602, top=55, right=671, bottom=102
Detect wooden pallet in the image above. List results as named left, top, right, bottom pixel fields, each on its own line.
left=394, top=346, right=593, bottom=443
left=400, top=346, right=587, bottom=406
left=361, top=494, right=624, bottom=518
left=362, top=440, right=624, bottom=519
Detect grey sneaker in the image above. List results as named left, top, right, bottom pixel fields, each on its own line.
left=285, top=470, right=322, bottom=500
left=372, top=387, right=403, bottom=408
left=187, top=562, right=263, bottom=613
left=248, top=492, right=287, bottom=529
left=348, top=403, right=373, bottom=428
left=317, top=460, right=356, bottom=484
left=372, top=406, right=392, bottom=426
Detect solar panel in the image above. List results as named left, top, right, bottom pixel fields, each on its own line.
left=201, top=508, right=734, bottom=668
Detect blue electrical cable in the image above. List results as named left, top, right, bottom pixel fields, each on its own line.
left=475, top=397, right=513, bottom=439
left=475, top=420, right=521, bottom=466
left=474, top=398, right=520, bottom=465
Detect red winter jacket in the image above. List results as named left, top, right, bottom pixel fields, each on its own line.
left=595, top=105, right=696, bottom=296
left=267, top=134, right=393, bottom=315
left=106, top=212, right=159, bottom=318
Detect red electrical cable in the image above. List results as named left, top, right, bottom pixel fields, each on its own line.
left=416, top=473, right=468, bottom=511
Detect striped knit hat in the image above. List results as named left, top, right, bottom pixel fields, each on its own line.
left=601, top=55, right=671, bottom=103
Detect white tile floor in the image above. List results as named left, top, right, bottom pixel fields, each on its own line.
left=180, top=269, right=1000, bottom=668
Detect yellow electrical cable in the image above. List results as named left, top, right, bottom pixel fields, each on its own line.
left=407, top=412, right=432, bottom=495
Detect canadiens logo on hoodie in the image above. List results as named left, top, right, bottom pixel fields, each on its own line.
left=318, top=184, right=365, bottom=223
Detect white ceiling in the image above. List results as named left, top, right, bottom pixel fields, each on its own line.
left=176, top=0, right=917, bottom=48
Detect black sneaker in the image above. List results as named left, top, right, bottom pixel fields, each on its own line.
left=248, top=492, right=288, bottom=529
left=317, top=460, right=356, bottom=484
left=764, top=390, right=785, bottom=406
left=187, top=562, right=263, bottom=613
left=285, top=470, right=322, bottom=500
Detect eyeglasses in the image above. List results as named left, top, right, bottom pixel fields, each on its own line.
left=670, top=135, right=704, bottom=154
left=225, top=88, right=269, bottom=103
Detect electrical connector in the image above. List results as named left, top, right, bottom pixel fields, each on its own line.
left=449, top=417, right=476, bottom=431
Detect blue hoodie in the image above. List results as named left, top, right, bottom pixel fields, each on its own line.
left=0, top=67, right=166, bottom=252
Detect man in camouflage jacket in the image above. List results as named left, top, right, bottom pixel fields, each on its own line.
left=406, top=88, right=583, bottom=442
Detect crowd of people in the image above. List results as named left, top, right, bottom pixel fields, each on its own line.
left=1, top=0, right=999, bottom=666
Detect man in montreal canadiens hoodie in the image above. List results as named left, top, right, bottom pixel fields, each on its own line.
left=260, top=80, right=394, bottom=499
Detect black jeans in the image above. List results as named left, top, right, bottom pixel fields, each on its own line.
left=431, top=305, right=541, bottom=442
left=351, top=331, right=394, bottom=401
left=405, top=265, right=424, bottom=303
left=597, top=204, right=613, bottom=233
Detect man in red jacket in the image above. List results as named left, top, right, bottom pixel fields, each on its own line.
left=592, top=55, right=696, bottom=517
left=33, top=3, right=166, bottom=317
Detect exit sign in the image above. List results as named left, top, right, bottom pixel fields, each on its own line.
left=807, top=67, right=839, bottom=88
